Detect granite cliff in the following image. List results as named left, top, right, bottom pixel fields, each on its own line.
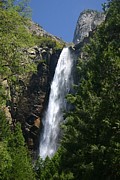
left=11, top=45, right=62, bottom=157
left=1, top=9, right=105, bottom=158
left=73, top=10, right=105, bottom=44
left=1, top=20, right=64, bottom=158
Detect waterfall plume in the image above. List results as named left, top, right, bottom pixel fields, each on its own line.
left=39, top=47, right=73, bottom=159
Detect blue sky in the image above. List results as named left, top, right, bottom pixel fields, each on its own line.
left=30, top=0, right=106, bottom=42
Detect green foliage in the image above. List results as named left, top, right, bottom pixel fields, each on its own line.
left=35, top=0, right=120, bottom=179
left=0, top=0, right=64, bottom=179
left=0, top=0, right=31, bottom=18
left=57, top=0, right=120, bottom=179
left=0, top=9, right=36, bottom=82
left=0, top=110, right=35, bottom=180
left=0, top=141, right=12, bottom=180
left=8, top=123, right=35, bottom=180
left=0, top=8, right=37, bottom=108
left=34, top=36, right=64, bottom=52
left=34, top=151, right=74, bottom=180
left=15, top=0, right=32, bottom=18
left=0, top=110, right=12, bottom=179
left=0, top=86, right=7, bottom=106
left=1, top=0, right=119, bottom=179
left=34, top=156, right=59, bottom=180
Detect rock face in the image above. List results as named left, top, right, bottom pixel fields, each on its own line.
left=28, top=21, right=63, bottom=43
left=9, top=44, right=62, bottom=158
left=73, top=10, right=105, bottom=44
left=0, top=16, right=64, bottom=158
left=2, top=9, right=105, bottom=159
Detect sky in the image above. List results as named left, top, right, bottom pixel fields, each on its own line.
left=29, top=0, right=106, bottom=42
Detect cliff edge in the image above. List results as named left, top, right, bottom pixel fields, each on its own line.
left=73, top=10, right=105, bottom=44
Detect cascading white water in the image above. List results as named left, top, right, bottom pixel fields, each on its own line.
left=39, top=47, right=73, bottom=159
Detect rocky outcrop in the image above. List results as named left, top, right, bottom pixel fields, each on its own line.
left=1, top=9, right=105, bottom=159
left=28, top=21, right=63, bottom=43
left=9, top=44, right=62, bottom=158
left=73, top=10, right=105, bottom=44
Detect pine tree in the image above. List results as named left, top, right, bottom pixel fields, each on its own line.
left=8, top=123, right=35, bottom=180
left=0, top=110, right=35, bottom=180
left=58, top=0, right=120, bottom=179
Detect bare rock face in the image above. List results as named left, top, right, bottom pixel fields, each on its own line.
left=9, top=44, right=62, bottom=158
left=73, top=10, right=105, bottom=44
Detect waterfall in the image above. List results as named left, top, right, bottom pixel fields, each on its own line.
left=39, top=47, right=73, bottom=159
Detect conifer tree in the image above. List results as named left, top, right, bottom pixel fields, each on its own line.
left=56, top=0, right=120, bottom=179
left=0, top=110, right=35, bottom=180
left=8, top=123, right=35, bottom=180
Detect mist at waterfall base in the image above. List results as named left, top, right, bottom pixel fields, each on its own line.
left=39, top=48, right=73, bottom=160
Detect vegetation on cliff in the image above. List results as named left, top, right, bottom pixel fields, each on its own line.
left=0, top=1, right=36, bottom=179
left=0, top=0, right=119, bottom=179
left=0, top=110, right=35, bottom=180
left=0, top=1, right=63, bottom=179
left=35, top=0, right=120, bottom=179
left=0, top=0, right=63, bottom=106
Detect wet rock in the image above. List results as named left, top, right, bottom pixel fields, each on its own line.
left=9, top=45, right=62, bottom=155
